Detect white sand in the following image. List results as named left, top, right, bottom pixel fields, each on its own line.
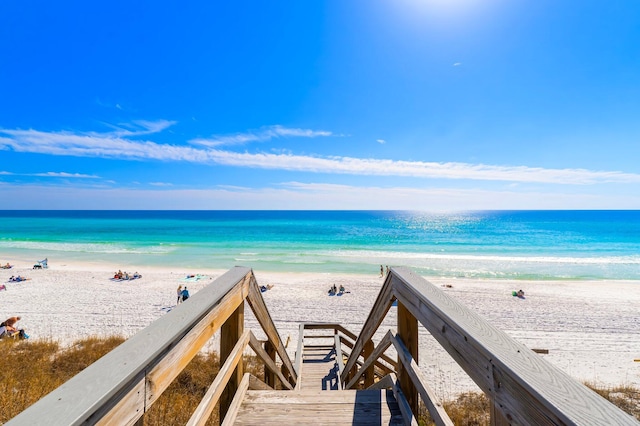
left=1, top=255, right=639, bottom=399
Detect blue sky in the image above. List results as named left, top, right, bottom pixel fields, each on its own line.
left=2, top=0, right=640, bottom=210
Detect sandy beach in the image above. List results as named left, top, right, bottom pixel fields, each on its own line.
left=1, top=255, right=639, bottom=398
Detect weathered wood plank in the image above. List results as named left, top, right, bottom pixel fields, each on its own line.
left=248, top=331, right=293, bottom=390
left=186, top=330, right=250, bottom=426
left=242, top=389, right=393, bottom=403
left=334, top=334, right=345, bottom=389
left=366, top=373, right=396, bottom=391
left=345, top=330, right=393, bottom=390
left=390, top=378, right=420, bottom=426
left=246, top=278, right=297, bottom=385
left=391, top=332, right=453, bottom=426
left=248, top=374, right=273, bottom=391
left=95, top=378, right=146, bottom=426
left=220, top=373, right=250, bottom=426
left=397, top=301, right=418, bottom=416
left=341, top=278, right=395, bottom=383
left=340, top=336, right=397, bottom=372
left=219, top=301, right=244, bottom=421
left=234, top=389, right=405, bottom=426
left=294, top=323, right=305, bottom=389
left=263, top=340, right=276, bottom=388
left=390, top=266, right=638, bottom=425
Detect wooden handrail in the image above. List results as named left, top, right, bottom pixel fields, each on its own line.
left=7, top=266, right=637, bottom=425
left=187, top=330, right=251, bottom=426
left=7, top=267, right=296, bottom=426
left=248, top=332, right=293, bottom=391
left=334, top=334, right=345, bottom=390
left=347, top=266, right=638, bottom=425
left=246, top=277, right=297, bottom=385
left=220, top=373, right=251, bottom=426
left=391, top=332, right=453, bottom=426
left=339, top=336, right=397, bottom=370
left=345, top=330, right=394, bottom=389
left=340, top=277, right=395, bottom=383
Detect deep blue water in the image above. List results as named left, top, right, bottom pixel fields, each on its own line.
left=0, top=210, right=638, bottom=280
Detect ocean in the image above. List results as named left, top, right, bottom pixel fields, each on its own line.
left=0, top=210, right=639, bottom=280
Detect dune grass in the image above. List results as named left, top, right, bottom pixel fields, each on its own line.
left=0, top=337, right=638, bottom=424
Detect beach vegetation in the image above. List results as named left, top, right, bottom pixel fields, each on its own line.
left=0, top=336, right=272, bottom=424
left=0, top=337, right=638, bottom=424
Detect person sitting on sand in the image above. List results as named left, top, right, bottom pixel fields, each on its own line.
left=517, top=289, right=525, bottom=297
left=181, top=286, right=190, bottom=302
left=1, top=263, right=12, bottom=269
left=1, top=316, right=28, bottom=339
left=339, top=284, right=345, bottom=293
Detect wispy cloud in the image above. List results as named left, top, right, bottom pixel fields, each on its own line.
left=31, top=172, right=100, bottom=178
left=190, top=125, right=333, bottom=147
left=2, top=126, right=640, bottom=185
left=102, top=119, right=177, bottom=137
left=377, top=139, right=386, bottom=144
left=453, top=62, right=462, bottom=66
left=0, top=170, right=99, bottom=178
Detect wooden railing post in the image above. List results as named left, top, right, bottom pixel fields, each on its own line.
left=363, top=339, right=375, bottom=388
left=397, top=301, right=418, bottom=416
left=220, top=302, right=244, bottom=423
left=264, top=340, right=276, bottom=388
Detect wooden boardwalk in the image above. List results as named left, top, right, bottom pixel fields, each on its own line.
left=233, top=339, right=406, bottom=425
left=11, top=267, right=637, bottom=425
left=233, top=389, right=404, bottom=425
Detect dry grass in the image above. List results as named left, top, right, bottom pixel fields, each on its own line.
left=584, top=382, right=640, bottom=420
left=1, top=336, right=638, bottom=424
left=419, top=384, right=640, bottom=425
left=0, top=337, right=268, bottom=424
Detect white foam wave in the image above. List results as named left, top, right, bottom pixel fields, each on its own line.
left=0, top=240, right=173, bottom=255
left=321, top=250, right=640, bottom=265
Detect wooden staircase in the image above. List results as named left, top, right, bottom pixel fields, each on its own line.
left=232, top=338, right=407, bottom=425
left=233, top=389, right=405, bottom=425
left=10, top=267, right=637, bottom=426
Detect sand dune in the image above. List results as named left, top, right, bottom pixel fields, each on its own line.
left=1, top=257, right=639, bottom=398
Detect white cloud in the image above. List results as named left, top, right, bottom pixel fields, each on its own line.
left=104, top=119, right=177, bottom=137
left=2, top=126, right=640, bottom=185
left=31, top=172, right=100, bottom=178
left=149, top=182, right=173, bottom=187
left=453, top=62, right=462, bottom=66
left=377, top=139, right=386, bottom=144
left=190, top=125, right=333, bottom=147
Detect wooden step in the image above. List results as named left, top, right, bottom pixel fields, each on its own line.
left=232, top=389, right=405, bottom=425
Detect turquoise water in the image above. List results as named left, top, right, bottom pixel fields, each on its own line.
left=0, top=210, right=639, bottom=280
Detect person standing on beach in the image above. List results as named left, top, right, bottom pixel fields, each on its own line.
left=380, top=265, right=384, bottom=277
left=177, top=285, right=183, bottom=304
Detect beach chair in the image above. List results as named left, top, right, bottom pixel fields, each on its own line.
left=33, top=258, right=48, bottom=269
